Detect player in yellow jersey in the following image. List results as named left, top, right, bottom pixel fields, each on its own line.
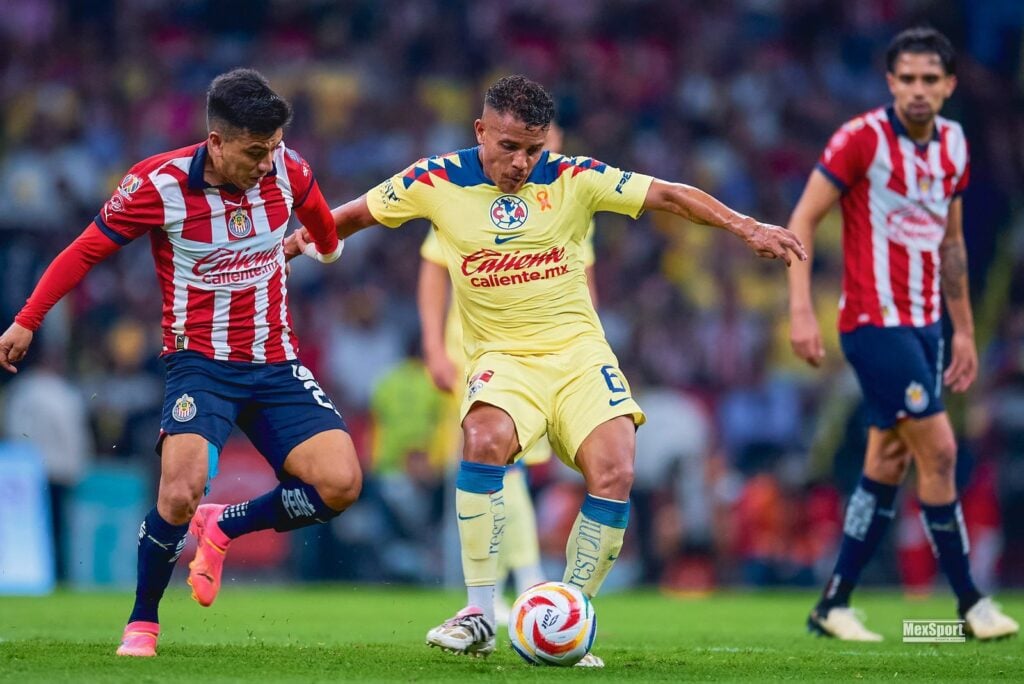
left=290, top=75, right=805, bottom=662
left=418, top=123, right=599, bottom=630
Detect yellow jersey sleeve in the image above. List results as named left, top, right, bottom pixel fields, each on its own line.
left=570, top=157, right=653, bottom=219
left=367, top=160, right=444, bottom=228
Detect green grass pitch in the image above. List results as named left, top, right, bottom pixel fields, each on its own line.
left=1, top=587, right=1021, bottom=681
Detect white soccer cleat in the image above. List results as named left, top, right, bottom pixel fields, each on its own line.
left=808, top=606, right=883, bottom=641
left=964, top=597, right=1019, bottom=640
left=425, top=606, right=496, bottom=657
left=574, top=652, right=604, bottom=667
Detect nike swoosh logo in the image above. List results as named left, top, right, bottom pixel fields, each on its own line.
left=609, top=396, right=632, bottom=407
left=457, top=512, right=486, bottom=521
left=494, top=234, right=523, bottom=244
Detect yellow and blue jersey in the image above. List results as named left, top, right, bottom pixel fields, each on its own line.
left=371, top=147, right=652, bottom=359
left=421, top=218, right=597, bottom=367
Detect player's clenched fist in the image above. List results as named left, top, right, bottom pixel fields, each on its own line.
left=0, top=322, right=34, bottom=373
left=744, top=222, right=807, bottom=266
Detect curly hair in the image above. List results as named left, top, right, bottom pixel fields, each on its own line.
left=207, top=68, right=293, bottom=137
left=484, top=75, right=555, bottom=129
left=886, top=26, right=956, bottom=75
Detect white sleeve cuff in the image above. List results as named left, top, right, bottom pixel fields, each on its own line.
left=303, top=239, right=345, bottom=264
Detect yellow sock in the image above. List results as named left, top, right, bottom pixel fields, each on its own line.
left=455, top=461, right=507, bottom=587
left=563, top=494, right=629, bottom=598
left=497, top=467, right=541, bottom=582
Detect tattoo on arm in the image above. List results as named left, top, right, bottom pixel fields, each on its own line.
left=940, top=241, right=968, bottom=300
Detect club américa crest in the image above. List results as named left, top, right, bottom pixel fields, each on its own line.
left=228, top=207, right=253, bottom=238
left=172, top=393, right=197, bottom=422
left=490, top=195, right=528, bottom=231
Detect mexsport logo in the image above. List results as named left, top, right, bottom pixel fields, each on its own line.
left=490, top=195, right=528, bottom=231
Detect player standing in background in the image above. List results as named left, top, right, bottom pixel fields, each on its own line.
left=0, top=69, right=362, bottom=656
left=418, top=123, right=599, bottom=628
left=787, top=27, right=1018, bottom=641
left=292, top=74, right=804, bottom=663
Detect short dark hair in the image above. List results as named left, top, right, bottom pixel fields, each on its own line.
left=484, top=75, right=555, bottom=129
left=886, top=27, right=956, bottom=75
left=207, top=68, right=292, bottom=138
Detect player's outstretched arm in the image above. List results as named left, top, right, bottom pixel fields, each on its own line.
left=417, top=258, right=458, bottom=393
left=0, top=223, right=122, bottom=373
left=786, top=169, right=841, bottom=368
left=284, top=194, right=379, bottom=261
left=643, top=180, right=806, bottom=265
left=940, top=196, right=977, bottom=393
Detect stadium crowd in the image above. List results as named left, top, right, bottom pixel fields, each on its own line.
left=2, top=0, right=1024, bottom=594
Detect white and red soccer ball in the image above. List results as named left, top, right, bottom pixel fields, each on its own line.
left=508, top=581, right=597, bottom=666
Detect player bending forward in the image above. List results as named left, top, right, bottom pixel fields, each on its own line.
left=0, top=69, right=362, bottom=656
left=292, top=75, right=805, bottom=664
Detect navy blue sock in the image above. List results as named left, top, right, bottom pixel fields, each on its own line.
left=217, top=479, right=340, bottom=538
left=128, top=508, right=189, bottom=624
left=818, top=476, right=897, bottom=612
left=919, top=500, right=982, bottom=615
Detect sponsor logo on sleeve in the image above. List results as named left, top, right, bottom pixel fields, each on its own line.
left=378, top=179, right=400, bottom=208
left=614, top=171, right=633, bottom=194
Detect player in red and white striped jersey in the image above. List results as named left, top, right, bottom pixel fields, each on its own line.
left=787, top=28, right=1017, bottom=641
left=0, top=69, right=361, bottom=656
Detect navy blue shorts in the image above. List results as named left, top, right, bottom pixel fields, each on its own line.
left=159, top=351, right=347, bottom=477
left=840, top=322, right=945, bottom=429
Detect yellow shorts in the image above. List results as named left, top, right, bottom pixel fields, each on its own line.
left=459, top=342, right=645, bottom=471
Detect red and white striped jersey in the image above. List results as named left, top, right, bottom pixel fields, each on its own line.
left=95, top=142, right=316, bottom=363
left=817, top=106, right=969, bottom=333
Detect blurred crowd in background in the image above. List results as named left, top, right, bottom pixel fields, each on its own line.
left=2, top=0, right=1024, bottom=595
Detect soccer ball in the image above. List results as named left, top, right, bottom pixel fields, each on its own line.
left=508, top=581, right=597, bottom=666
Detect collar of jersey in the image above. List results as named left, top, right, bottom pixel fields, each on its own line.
left=886, top=106, right=940, bottom=149
left=465, top=146, right=553, bottom=190
left=188, top=143, right=278, bottom=193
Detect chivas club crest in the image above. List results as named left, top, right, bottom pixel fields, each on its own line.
left=228, top=207, right=253, bottom=238
left=904, top=381, right=929, bottom=413
left=172, top=393, right=198, bottom=422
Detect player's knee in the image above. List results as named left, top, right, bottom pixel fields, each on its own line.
left=157, top=479, right=205, bottom=524
left=587, top=458, right=634, bottom=500
left=463, top=425, right=515, bottom=466
left=315, top=464, right=362, bottom=512
left=921, top=438, right=957, bottom=483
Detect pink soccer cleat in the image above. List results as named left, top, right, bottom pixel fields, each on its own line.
left=116, top=620, right=159, bottom=657
left=187, top=503, right=231, bottom=607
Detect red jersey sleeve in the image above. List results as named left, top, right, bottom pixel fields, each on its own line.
left=816, top=117, right=876, bottom=192
left=282, top=145, right=316, bottom=209
left=293, top=181, right=340, bottom=257
left=283, top=146, right=339, bottom=257
left=15, top=223, right=122, bottom=331
left=95, top=167, right=165, bottom=243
